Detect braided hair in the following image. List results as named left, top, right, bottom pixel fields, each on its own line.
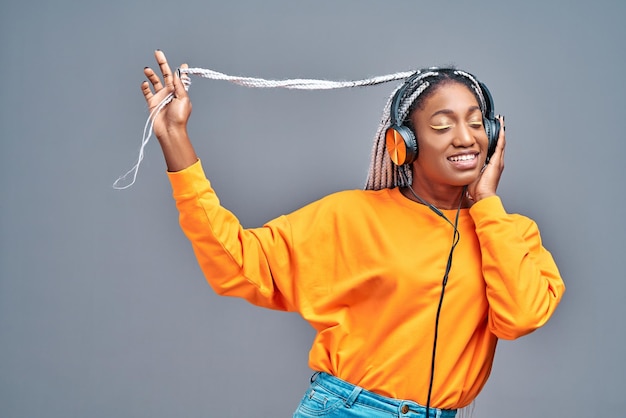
left=365, top=68, right=488, bottom=190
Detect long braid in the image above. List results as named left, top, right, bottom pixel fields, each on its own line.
left=114, top=67, right=412, bottom=189
left=366, top=88, right=395, bottom=190
left=115, top=64, right=488, bottom=190
left=365, top=73, right=431, bottom=190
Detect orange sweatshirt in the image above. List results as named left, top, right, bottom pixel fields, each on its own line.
left=168, top=160, right=564, bottom=409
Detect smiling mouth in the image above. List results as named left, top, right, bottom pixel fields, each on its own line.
left=448, top=153, right=478, bottom=162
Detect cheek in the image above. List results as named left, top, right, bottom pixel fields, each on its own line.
left=415, top=130, right=445, bottom=154
left=477, top=134, right=490, bottom=165
left=418, top=140, right=448, bottom=160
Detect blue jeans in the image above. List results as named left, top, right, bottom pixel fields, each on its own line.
left=293, top=372, right=457, bottom=418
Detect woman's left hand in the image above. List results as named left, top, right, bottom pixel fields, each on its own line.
left=467, top=115, right=506, bottom=202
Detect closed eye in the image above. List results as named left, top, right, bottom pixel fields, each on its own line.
left=430, top=124, right=453, bottom=131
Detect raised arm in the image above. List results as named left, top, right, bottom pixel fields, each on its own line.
left=141, top=50, right=299, bottom=311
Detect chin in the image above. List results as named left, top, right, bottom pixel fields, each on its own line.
left=449, top=172, right=480, bottom=187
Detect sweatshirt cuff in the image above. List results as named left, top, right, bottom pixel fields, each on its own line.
left=166, top=159, right=210, bottom=197
left=469, top=195, right=507, bottom=221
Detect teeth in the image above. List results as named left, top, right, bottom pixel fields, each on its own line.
left=449, top=154, right=476, bottom=162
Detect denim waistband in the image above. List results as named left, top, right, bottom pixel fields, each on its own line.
left=311, top=372, right=457, bottom=418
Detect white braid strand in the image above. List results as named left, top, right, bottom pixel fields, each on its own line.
left=113, top=68, right=413, bottom=189
left=180, top=67, right=413, bottom=90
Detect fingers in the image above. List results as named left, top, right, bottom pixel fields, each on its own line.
left=140, top=80, right=153, bottom=102
left=472, top=115, right=505, bottom=200
left=142, top=50, right=174, bottom=94
left=496, top=115, right=506, bottom=152
left=485, top=114, right=506, bottom=168
left=155, top=49, right=174, bottom=88
left=144, top=66, right=163, bottom=91
left=173, top=63, right=190, bottom=99
left=496, top=115, right=506, bottom=166
left=142, top=50, right=184, bottom=104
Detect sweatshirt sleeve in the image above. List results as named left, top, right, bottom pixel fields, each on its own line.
left=470, top=196, right=565, bottom=340
left=167, top=160, right=297, bottom=311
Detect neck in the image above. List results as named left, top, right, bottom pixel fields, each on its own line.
left=402, top=181, right=471, bottom=210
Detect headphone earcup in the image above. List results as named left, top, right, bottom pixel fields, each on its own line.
left=483, top=117, right=501, bottom=162
left=386, top=125, right=418, bottom=166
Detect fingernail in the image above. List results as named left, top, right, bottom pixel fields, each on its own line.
left=176, top=68, right=181, bottom=78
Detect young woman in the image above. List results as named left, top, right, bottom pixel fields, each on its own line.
left=141, top=50, right=564, bottom=417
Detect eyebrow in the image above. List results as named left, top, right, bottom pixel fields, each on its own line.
left=430, top=105, right=481, bottom=118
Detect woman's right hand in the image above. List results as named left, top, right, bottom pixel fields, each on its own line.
left=141, top=50, right=198, bottom=172
left=142, top=50, right=191, bottom=142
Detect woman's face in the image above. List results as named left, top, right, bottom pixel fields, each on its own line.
left=409, top=81, right=489, bottom=189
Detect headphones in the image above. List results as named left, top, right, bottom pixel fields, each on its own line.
left=385, top=69, right=501, bottom=166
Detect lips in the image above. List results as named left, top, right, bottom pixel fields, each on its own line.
left=447, top=153, right=478, bottom=162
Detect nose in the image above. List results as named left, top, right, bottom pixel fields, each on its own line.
left=453, top=123, right=476, bottom=148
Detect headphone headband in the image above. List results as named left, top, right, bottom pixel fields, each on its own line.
left=389, top=70, right=438, bottom=127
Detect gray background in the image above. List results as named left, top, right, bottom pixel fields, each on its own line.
left=1, top=0, right=624, bottom=417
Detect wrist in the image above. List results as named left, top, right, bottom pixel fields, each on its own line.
left=159, top=124, right=188, bottom=142
left=473, top=192, right=497, bottom=202
left=156, top=129, right=198, bottom=172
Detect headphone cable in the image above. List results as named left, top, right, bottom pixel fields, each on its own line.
left=405, top=185, right=464, bottom=418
